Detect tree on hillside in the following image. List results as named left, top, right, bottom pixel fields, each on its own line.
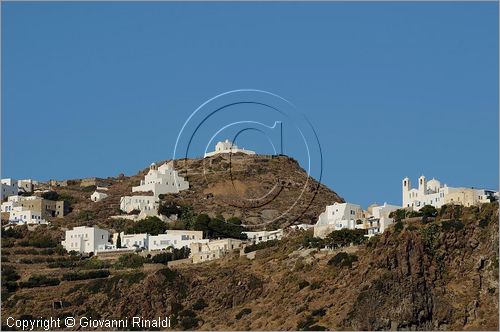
left=127, top=216, right=167, bottom=235
left=420, top=205, right=438, bottom=218
left=227, top=217, right=242, bottom=225
left=158, top=203, right=181, bottom=217
left=324, top=229, right=366, bottom=249
left=193, top=214, right=211, bottom=237
left=116, top=233, right=121, bottom=249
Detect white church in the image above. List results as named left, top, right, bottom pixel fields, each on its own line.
left=132, top=161, right=189, bottom=197
left=402, top=175, right=498, bottom=211
left=204, top=139, right=256, bottom=158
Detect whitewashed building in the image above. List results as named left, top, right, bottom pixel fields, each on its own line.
left=112, top=232, right=149, bottom=250
left=91, top=191, right=108, bottom=202
left=244, top=229, right=283, bottom=244
left=120, top=195, right=159, bottom=214
left=402, top=176, right=498, bottom=211
left=314, top=202, right=364, bottom=238
left=8, top=206, right=48, bottom=225
left=132, top=162, right=189, bottom=197
left=369, top=202, right=400, bottom=234
left=190, top=238, right=244, bottom=263
left=204, top=139, right=256, bottom=158
left=61, top=226, right=111, bottom=254
left=149, top=230, right=203, bottom=251
left=1, top=178, right=18, bottom=200
left=111, top=230, right=203, bottom=251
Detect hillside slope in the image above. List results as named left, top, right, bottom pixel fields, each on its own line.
left=48, top=154, right=343, bottom=230
left=2, top=203, right=498, bottom=330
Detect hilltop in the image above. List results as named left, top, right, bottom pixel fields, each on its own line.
left=44, top=154, right=343, bottom=231
left=2, top=203, right=498, bottom=330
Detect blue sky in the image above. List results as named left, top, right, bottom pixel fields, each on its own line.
left=2, top=2, right=498, bottom=208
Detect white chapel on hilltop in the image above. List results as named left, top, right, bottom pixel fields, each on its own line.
left=204, top=139, right=256, bottom=158
left=132, top=161, right=189, bottom=197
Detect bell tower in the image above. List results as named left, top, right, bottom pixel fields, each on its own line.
left=402, top=177, right=410, bottom=207
left=418, top=175, right=426, bottom=195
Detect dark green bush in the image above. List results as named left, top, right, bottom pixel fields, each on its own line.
left=2, top=265, right=20, bottom=283
left=298, top=280, right=310, bottom=290
left=420, top=205, right=438, bottom=218
left=244, top=239, right=279, bottom=253
left=193, top=214, right=247, bottom=239
left=192, top=298, right=208, bottom=311
left=180, top=316, right=198, bottom=330
left=389, top=209, right=407, bottom=222
left=311, top=308, right=326, bottom=317
left=310, top=281, right=321, bottom=290
left=235, top=308, right=252, bottom=320
left=19, top=235, right=58, bottom=248
left=441, top=220, right=465, bottom=231
left=158, top=268, right=178, bottom=282
left=151, top=247, right=190, bottom=264
left=114, top=254, right=148, bottom=269
left=324, top=229, right=366, bottom=249
left=479, top=219, right=489, bottom=228
left=62, top=270, right=110, bottom=281
left=126, top=216, right=167, bottom=235
left=19, top=275, right=60, bottom=288
left=327, top=252, right=358, bottom=268
left=394, top=221, right=404, bottom=233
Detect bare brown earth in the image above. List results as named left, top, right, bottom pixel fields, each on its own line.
left=1, top=203, right=498, bottom=331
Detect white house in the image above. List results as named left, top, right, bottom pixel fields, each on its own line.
left=61, top=226, right=111, bottom=254
left=244, top=229, right=283, bottom=245
left=1, top=178, right=18, bottom=200
left=190, top=238, right=244, bottom=263
left=204, top=139, right=256, bottom=158
left=132, top=162, right=189, bottom=197
left=369, top=202, right=400, bottom=234
left=8, top=206, right=48, bottom=225
left=91, top=191, right=108, bottom=202
left=148, top=230, right=203, bottom=251
left=120, top=195, right=159, bottom=214
left=112, top=232, right=149, bottom=250
left=402, top=176, right=498, bottom=211
left=314, top=202, right=364, bottom=238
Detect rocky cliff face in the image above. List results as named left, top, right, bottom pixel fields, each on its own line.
left=3, top=203, right=497, bottom=330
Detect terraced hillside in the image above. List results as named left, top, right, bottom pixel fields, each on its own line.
left=2, top=203, right=498, bottom=330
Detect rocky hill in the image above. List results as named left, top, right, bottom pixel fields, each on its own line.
left=2, top=203, right=498, bottom=330
left=44, top=154, right=343, bottom=231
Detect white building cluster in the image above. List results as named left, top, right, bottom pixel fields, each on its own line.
left=313, top=175, right=498, bottom=239
left=314, top=202, right=400, bottom=238
left=402, top=175, right=498, bottom=211
left=132, top=161, right=189, bottom=197
left=1, top=195, right=49, bottom=226
left=244, top=229, right=284, bottom=244
left=110, top=161, right=189, bottom=222
left=61, top=225, right=265, bottom=264
left=204, top=139, right=256, bottom=158
left=1, top=178, right=39, bottom=200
